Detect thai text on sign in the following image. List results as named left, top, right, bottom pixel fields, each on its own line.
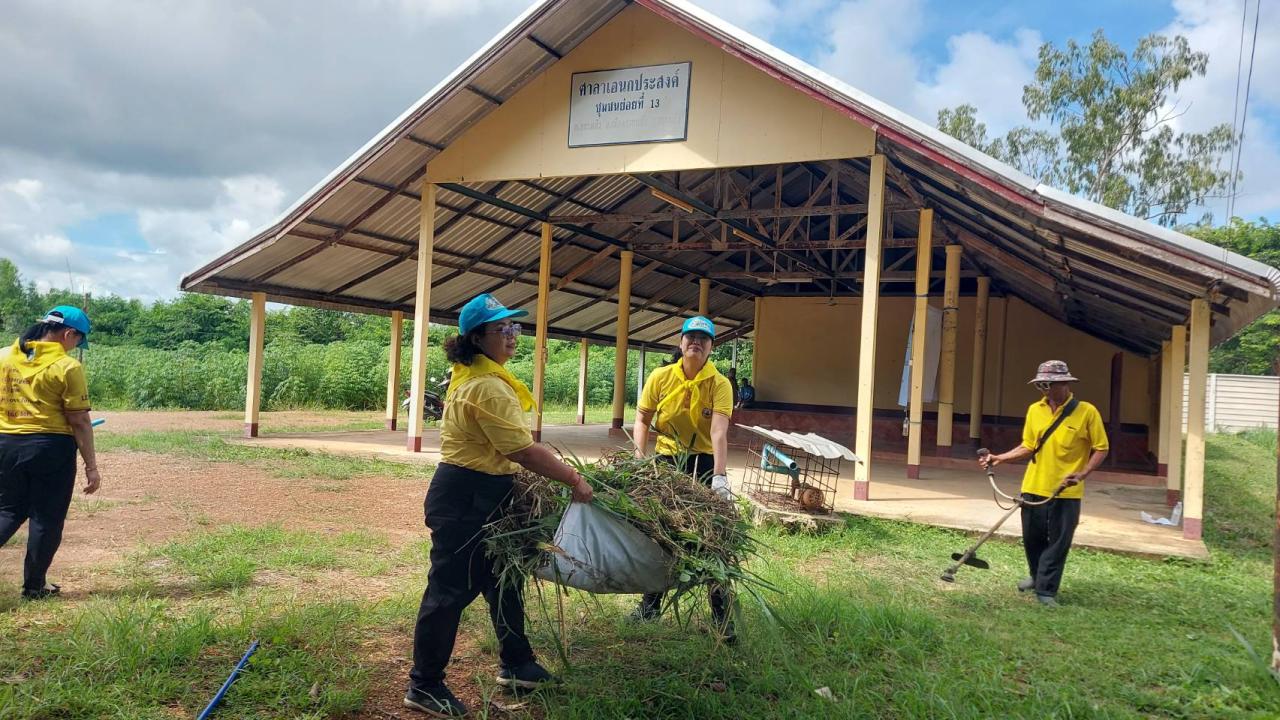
left=568, top=62, right=691, bottom=147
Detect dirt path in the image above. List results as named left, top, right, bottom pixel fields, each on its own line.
left=96, top=410, right=385, bottom=435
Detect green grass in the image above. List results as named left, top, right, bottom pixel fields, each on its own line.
left=540, top=403, right=617, bottom=426
left=1, top=430, right=1275, bottom=718
left=97, top=430, right=433, bottom=485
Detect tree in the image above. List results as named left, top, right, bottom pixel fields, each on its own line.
left=1184, top=219, right=1280, bottom=374
left=937, top=30, right=1237, bottom=227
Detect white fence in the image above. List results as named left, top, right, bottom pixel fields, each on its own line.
left=1182, top=374, right=1279, bottom=432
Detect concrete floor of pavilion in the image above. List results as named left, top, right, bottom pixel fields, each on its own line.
left=236, top=422, right=1207, bottom=559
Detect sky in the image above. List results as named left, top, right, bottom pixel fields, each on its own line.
left=1, top=0, right=1276, bottom=303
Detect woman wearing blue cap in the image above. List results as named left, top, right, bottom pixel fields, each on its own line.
left=405, top=293, right=593, bottom=718
left=630, top=315, right=736, bottom=641
left=0, top=306, right=101, bottom=600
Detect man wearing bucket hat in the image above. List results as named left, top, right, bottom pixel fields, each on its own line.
left=405, top=294, right=593, bottom=717
left=0, top=306, right=101, bottom=600
left=631, top=315, right=736, bottom=639
left=978, top=360, right=1108, bottom=607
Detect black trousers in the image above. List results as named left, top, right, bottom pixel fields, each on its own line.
left=640, top=453, right=730, bottom=624
left=0, top=433, right=78, bottom=593
left=1021, top=493, right=1081, bottom=598
left=409, top=463, right=535, bottom=689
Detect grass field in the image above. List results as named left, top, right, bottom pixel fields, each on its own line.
left=0, top=417, right=1276, bottom=719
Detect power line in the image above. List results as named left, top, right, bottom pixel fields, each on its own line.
left=1227, top=0, right=1262, bottom=221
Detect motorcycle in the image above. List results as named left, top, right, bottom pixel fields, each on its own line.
left=402, top=371, right=451, bottom=421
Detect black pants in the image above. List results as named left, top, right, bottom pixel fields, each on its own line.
left=1021, top=493, right=1081, bottom=598
left=640, top=453, right=730, bottom=624
left=0, top=433, right=78, bottom=593
left=409, top=463, right=535, bottom=690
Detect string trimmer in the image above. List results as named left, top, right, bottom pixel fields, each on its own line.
left=940, top=448, right=1065, bottom=583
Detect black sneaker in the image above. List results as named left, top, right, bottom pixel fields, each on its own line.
left=496, top=660, right=557, bottom=690
left=403, top=684, right=468, bottom=717
left=21, top=583, right=60, bottom=601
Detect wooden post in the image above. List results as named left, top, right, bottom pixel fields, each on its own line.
left=698, top=278, right=711, bottom=316
left=407, top=182, right=436, bottom=452
left=936, top=244, right=962, bottom=454
left=244, top=291, right=266, bottom=438
left=611, top=250, right=634, bottom=431
left=906, top=208, right=933, bottom=479
left=1183, top=299, right=1209, bottom=540
left=531, top=222, right=553, bottom=442
left=1157, top=341, right=1172, bottom=477
left=853, top=154, right=886, bottom=500
left=385, top=310, right=403, bottom=430
left=1167, top=324, right=1186, bottom=507
left=1108, top=353, right=1123, bottom=467
left=968, top=276, right=990, bottom=445
left=576, top=339, right=589, bottom=425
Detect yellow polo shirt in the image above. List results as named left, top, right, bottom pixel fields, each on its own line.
left=0, top=340, right=91, bottom=436
left=1019, top=394, right=1108, bottom=499
left=440, top=374, right=533, bottom=476
left=638, top=362, right=733, bottom=457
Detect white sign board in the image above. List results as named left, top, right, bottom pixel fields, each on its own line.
left=568, top=62, right=691, bottom=148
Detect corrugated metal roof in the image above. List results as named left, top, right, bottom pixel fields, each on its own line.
left=736, top=425, right=860, bottom=462
left=181, top=0, right=1280, bottom=355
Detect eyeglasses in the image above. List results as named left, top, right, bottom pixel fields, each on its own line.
left=1033, top=381, right=1053, bottom=392
left=485, top=323, right=522, bottom=339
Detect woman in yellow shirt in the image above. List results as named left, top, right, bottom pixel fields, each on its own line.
left=0, top=307, right=101, bottom=601
left=631, top=315, right=735, bottom=640
left=405, top=294, right=593, bottom=718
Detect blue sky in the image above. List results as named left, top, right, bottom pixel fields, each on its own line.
left=1, top=0, right=1275, bottom=302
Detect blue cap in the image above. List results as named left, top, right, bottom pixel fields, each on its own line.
left=458, top=294, right=528, bottom=335
left=43, top=306, right=91, bottom=348
left=681, top=315, right=715, bottom=339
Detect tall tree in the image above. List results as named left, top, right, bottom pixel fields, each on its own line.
left=1185, top=219, right=1280, bottom=375
left=938, top=30, right=1237, bottom=226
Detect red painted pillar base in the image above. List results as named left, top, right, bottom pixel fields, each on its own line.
left=1156, top=463, right=1168, bottom=477
left=244, top=423, right=258, bottom=438
left=853, top=480, right=869, bottom=501
left=532, top=430, right=542, bottom=443
left=1166, top=488, right=1182, bottom=507
left=1182, top=517, right=1202, bottom=540
left=611, top=418, right=624, bottom=429
left=906, top=464, right=921, bottom=479
left=407, top=435, right=422, bottom=453
left=385, top=418, right=398, bottom=431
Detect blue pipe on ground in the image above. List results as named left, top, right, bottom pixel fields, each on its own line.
left=196, top=640, right=260, bottom=720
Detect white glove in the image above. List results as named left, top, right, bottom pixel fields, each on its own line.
left=710, top=474, right=734, bottom=501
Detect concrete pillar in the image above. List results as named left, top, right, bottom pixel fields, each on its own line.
left=244, top=291, right=266, bottom=438
left=1157, top=340, right=1172, bottom=477
left=1167, top=325, right=1186, bottom=506
left=906, top=208, right=933, bottom=479
left=698, top=278, right=711, bottom=316
left=576, top=339, right=589, bottom=425
left=1183, top=299, right=1209, bottom=540
left=531, top=222, right=553, bottom=442
left=385, top=310, right=403, bottom=430
left=611, top=250, right=634, bottom=431
left=407, top=182, right=436, bottom=452
left=853, top=154, right=886, bottom=501
left=936, top=244, right=962, bottom=454
left=968, top=276, right=990, bottom=445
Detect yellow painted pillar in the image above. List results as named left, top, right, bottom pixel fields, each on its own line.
left=1156, top=340, right=1172, bottom=478
left=1183, top=300, right=1209, bottom=540
left=611, top=249, right=634, bottom=431
left=531, top=222, right=553, bottom=441
left=385, top=310, right=404, bottom=430
left=1167, top=324, right=1186, bottom=507
left=906, top=208, right=933, bottom=479
left=576, top=339, right=589, bottom=425
left=853, top=154, right=886, bottom=500
left=698, top=278, right=711, bottom=316
left=407, top=182, right=436, bottom=452
left=243, top=291, right=266, bottom=438
left=936, top=244, right=962, bottom=454
left=968, top=276, right=990, bottom=445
